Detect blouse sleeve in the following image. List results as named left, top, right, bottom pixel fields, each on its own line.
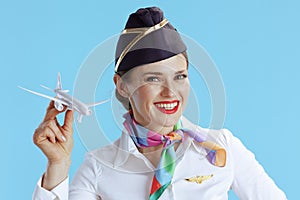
left=32, top=176, right=69, bottom=200
left=224, top=129, right=287, bottom=200
left=32, top=153, right=102, bottom=200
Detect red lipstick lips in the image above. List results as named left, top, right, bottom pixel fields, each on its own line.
left=154, top=100, right=179, bottom=114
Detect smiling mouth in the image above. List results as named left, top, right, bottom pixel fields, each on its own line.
left=154, top=100, right=180, bottom=114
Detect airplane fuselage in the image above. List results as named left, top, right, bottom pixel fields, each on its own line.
left=19, top=72, right=108, bottom=123
left=56, top=90, right=91, bottom=116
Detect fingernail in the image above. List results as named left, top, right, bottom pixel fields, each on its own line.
left=61, top=135, right=66, bottom=142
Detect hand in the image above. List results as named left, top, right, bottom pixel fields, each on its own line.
left=33, top=101, right=74, bottom=164
left=33, top=101, right=74, bottom=190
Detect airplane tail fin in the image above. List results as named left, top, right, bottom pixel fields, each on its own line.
left=55, top=72, right=69, bottom=93
left=57, top=72, right=62, bottom=90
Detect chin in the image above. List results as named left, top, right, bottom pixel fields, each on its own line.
left=155, top=114, right=181, bottom=128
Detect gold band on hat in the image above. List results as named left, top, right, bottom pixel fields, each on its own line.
left=114, top=18, right=169, bottom=72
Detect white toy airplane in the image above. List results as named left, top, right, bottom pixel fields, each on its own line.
left=18, top=73, right=109, bottom=122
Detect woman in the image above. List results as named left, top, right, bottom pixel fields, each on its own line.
left=32, top=7, right=287, bottom=200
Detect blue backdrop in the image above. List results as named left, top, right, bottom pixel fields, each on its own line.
left=1, top=0, right=298, bottom=199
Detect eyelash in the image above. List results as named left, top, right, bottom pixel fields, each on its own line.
left=146, top=77, right=160, bottom=82
left=175, top=74, right=187, bottom=80
left=145, top=74, right=188, bottom=82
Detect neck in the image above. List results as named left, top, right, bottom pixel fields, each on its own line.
left=130, top=111, right=180, bottom=135
left=148, top=125, right=174, bottom=135
left=138, top=144, right=163, bottom=154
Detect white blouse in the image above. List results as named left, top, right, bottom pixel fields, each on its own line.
left=33, top=117, right=287, bottom=200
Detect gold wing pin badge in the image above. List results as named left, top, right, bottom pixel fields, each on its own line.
left=185, top=174, right=213, bottom=184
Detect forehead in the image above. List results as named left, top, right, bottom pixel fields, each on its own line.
left=129, top=54, right=187, bottom=75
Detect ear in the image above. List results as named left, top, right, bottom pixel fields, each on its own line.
left=113, top=74, right=129, bottom=98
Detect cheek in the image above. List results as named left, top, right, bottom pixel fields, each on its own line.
left=178, top=80, right=190, bottom=96
left=130, top=85, right=159, bottom=108
left=179, top=81, right=190, bottom=108
left=184, top=83, right=190, bottom=97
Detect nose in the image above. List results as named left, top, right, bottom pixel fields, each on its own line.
left=160, top=81, right=175, bottom=97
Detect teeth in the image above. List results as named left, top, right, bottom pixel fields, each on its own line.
left=155, top=102, right=178, bottom=110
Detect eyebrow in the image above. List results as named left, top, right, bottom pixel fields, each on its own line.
left=175, top=70, right=186, bottom=74
left=142, top=69, right=187, bottom=76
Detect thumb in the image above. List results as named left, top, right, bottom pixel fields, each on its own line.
left=62, top=110, right=74, bottom=133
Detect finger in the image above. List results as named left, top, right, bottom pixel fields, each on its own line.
left=34, top=122, right=58, bottom=144
left=34, top=119, right=62, bottom=143
left=44, top=101, right=60, bottom=121
left=47, top=120, right=66, bottom=143
left=44, top=101, right=65, bottom=121
left=47, top=100, right=55, bottom=110
left=62, top=110, right=74, bottom=133
left=42, top=126, right=56, bottom=144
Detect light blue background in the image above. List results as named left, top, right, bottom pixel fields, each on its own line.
left=1, top=0, right=298, bottom=199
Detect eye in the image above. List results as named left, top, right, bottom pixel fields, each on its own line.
left=146, top=76, right=160, bottom=82
left=175, top=74, right=187, bottom=80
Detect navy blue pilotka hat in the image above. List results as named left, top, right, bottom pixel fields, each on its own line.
left=114, top=7, right=187, bottom=73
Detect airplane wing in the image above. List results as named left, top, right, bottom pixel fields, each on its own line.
left=40, top=84, right=54, bottom=92
left=86, top=99, right=110, bottom=107
left=18, top=86, right=71, bottom=107
left=41, top=84, right=69, bottom=93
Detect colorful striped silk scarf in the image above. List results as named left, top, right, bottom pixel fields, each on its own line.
left=123, top=112, right=226, bottom=200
